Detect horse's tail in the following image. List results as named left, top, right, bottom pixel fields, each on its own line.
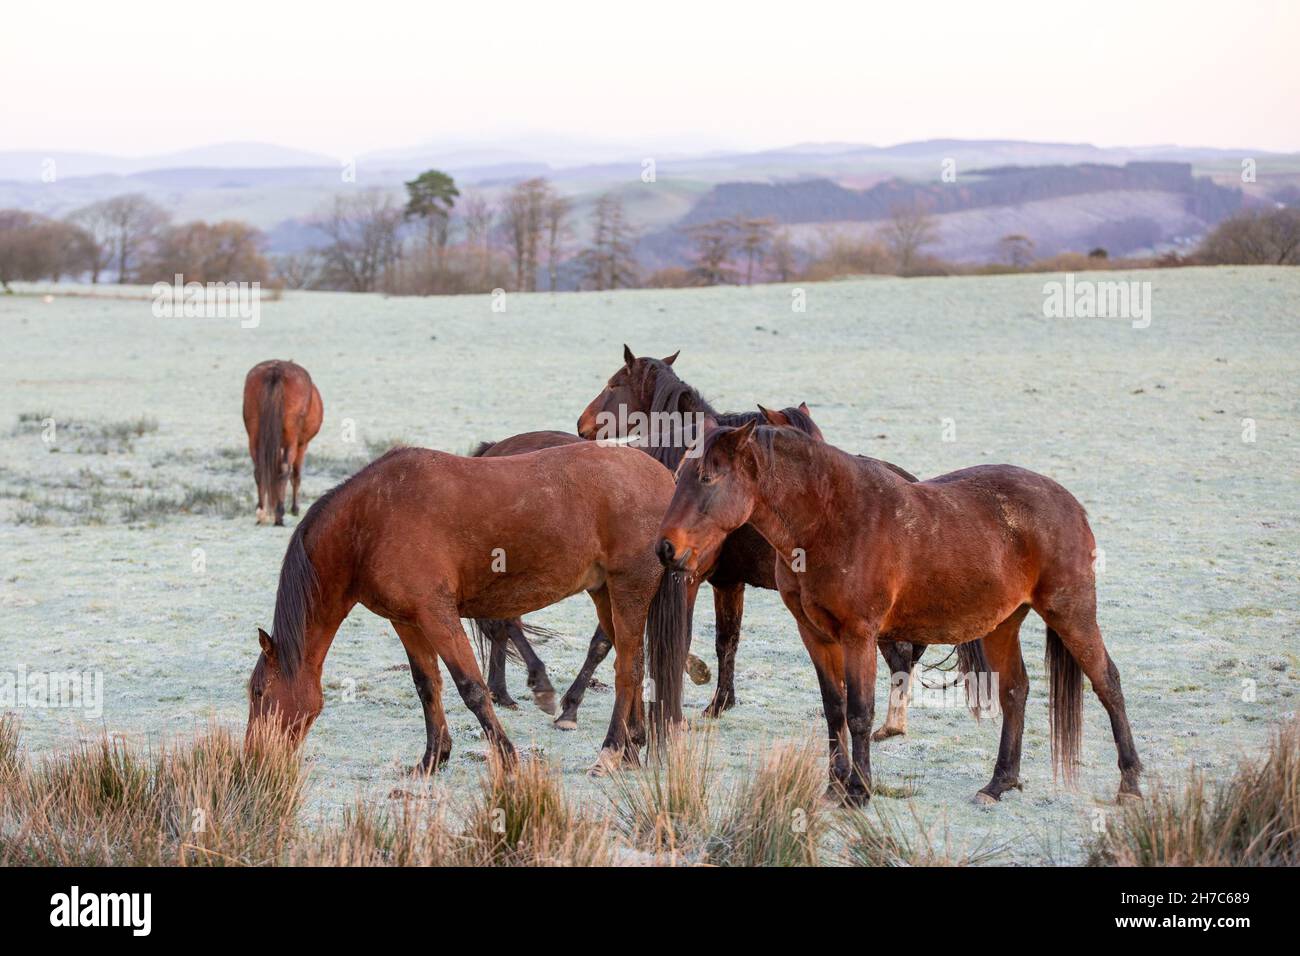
left=469, top=618, right=560, bottom=667
left=646, top=570, right=690, bottom=735
left=956, top=638, right=993, bottom=720
left=1045, top=626, right=1082, bottom=786
left=256, top=365, right=286, bottom=507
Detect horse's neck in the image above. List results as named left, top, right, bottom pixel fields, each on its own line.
left=748, top=438, right=889, bottom=559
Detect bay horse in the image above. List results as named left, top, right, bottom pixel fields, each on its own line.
left=242, top=360, right=323, bottom=526
left=576, top=346, right=937, bottom=740
left=656, top=420, right=1142, bottom=806
left=469, top=422, right=791, bottom=731
left=246, top=444, right=689, bottom=771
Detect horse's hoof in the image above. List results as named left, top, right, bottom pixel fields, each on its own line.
left=1117, top=789, right=1143, bottom=804
left=490, top=693, right=519, bottom=710
left=532, top=690, right=558, bottom=716
left=685, top=654, right=711, bottom=686
left=871, top=725, right=905, bottom=742
left=553, top=717, right=578, bottom=731
left=702, top=694, right=735, bottom=718
left=587, top=749, right=623, bottom=777
left=972, top=791, right=999, bottom=806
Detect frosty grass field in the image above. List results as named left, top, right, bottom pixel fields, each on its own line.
left=1, top=266, right=1296, bottom=864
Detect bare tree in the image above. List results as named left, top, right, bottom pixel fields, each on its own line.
left=881, top=201, right=938, bottom=274
left=143, top=221, right=269, bottom=284
left=315, top=189, right=405, bottom=292
left=88, top=195, right=170, bottom=282
left=1199, top=208, right=1300, bottom=265
left=501, top=178, right=553, bottom=291
left=544, top=192, right=574, bottom=290
left=579, top=193, right=638, bottom=291
left=683, top=218, right=739, bottom=286
left=998, top=233, right=1036, bottom=268
left=735, top=216, right=775, bottom=284
left=66, top=203, right=117, bottom=283
left=461, top=191, right=495, bottom=285
left=0, top=211, right=97, bottom=289
left=768, top=228, right=799, bottom=282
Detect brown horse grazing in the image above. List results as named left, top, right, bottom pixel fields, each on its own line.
left=656, top=420, right=1143, bottom=807
left=242, top=360, right=323, bottom=526
left=246, top=444, right=689, bottom=771
left=575, top=347, right=936, bottom=739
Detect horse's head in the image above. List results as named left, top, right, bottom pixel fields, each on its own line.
left=657, top=419, right=763, bottom=574
left=757, top=402, right=825, bottom=442
left=577, top=344, right=680, bottom=440
left=246, top=627, right=322, bottom=746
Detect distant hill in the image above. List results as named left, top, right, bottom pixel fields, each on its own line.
left=0, top=138, right=1291, bottom=267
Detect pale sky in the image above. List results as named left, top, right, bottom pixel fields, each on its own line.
left=3, top=0, right=1298, bottom=158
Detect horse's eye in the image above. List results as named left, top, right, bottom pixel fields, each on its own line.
left=699, top=473, right=716, bottom=486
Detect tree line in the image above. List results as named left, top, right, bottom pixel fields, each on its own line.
left=2, top=174, right=1296, bottom=294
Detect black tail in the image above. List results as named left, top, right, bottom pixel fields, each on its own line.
left=956, top=638, right=994, bottom=720
left=256, top=366, right=286, bottom=515
left=469, top=618, right=560, bottom=667
left=646, top=570, right=690, bottom=735
left=1045, top=626, right=1083, bottom=785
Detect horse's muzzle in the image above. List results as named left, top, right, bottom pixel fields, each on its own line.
left=657, top=538, right=692, bottom=571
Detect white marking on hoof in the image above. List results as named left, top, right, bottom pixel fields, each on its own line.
left=553, top=718, right=578, bottom=731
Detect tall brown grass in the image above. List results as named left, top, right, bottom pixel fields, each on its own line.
left=603, top=730, right=826, bottom=866
left=836, top=801, right=1006, bottom=866
left=1088, top=720, right=1300, bottom=866
left=0, top=721, right=304, bottom=866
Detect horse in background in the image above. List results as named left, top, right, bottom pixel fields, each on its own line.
left=242, top=360, right=323, bottom=526
left=657, top=420, right=1143, bottom=806
left=575, top=347, right=941, bottom=739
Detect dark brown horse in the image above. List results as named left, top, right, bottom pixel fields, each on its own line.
left=575, top=347, right=934, bottom=739
left=470, top=408, right=815, bottom=731
left=242, top=360, right=323, bottom=526
left=246, top=444, right=689, bottom=771
left=656, top=420, right=1143, bottom=806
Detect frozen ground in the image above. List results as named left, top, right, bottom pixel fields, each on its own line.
left=1, top=266, right=1296, bottom=864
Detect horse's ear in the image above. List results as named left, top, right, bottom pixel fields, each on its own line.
left=722, top=418, right=757, bottom=452
left=757, top=404, right=788, bottom=426
left=258, top=628, right=275, bottom=658
left=623, top=344, right=635, bottom=367
left=798, top=402, right=810, bottom=413
left=662, top=350, right=680, bottom=366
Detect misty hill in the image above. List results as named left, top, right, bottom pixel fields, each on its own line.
left=637, top=161, right=1244, bottom=265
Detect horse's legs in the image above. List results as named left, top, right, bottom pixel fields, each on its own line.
left=703, top=581, right=744, bottom=718
left=1036, top=599, right=1142, bottom=800
left=392, top=623, right=453, bottom=772
left=841, top=628, right=879, bottom=806
left=416, top=606, right=516, bottom=767
left=794, top=618, right=850, bottom=797
left=874, top=640, right=915, bottom=740
left=507, top=621, right=557, bottom=715
left=974, top=607, right=1031, bottom=804
left=554, top=624, right=612, bottom=730
left=595, top=577, right=651, bottom=768
left=289, top=442, right=307, bottom=516
left=486, top=626, right=518, bottom=710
